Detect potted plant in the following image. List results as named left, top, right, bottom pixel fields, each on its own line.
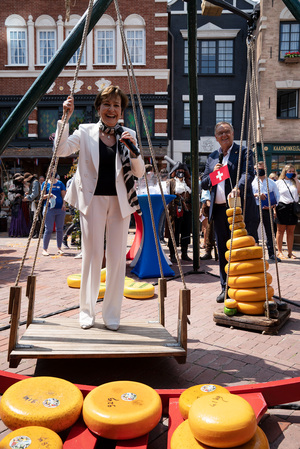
left=284, top=51, right=300, bottom=63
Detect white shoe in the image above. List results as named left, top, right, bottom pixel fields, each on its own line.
left=74, top=252, right=82, bottom=259
left=57, top=249, right=64, bottom=255
left=42, top=250, right=49, bottom=256
left=105, top=323, right=120, bottom=331
left=80, top=323, right=93, bottom=330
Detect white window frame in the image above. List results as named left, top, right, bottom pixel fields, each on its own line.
left=183, top=95, right=202, bottom=126
left=124, top=15, right=146, bottom=66
left=5, top=15, right=28, bottom=66
left=94, top=15, right=116, bottom=65
left=36, top=15, right=57, bottom=66
left=66, top=15, right=86, bottom=66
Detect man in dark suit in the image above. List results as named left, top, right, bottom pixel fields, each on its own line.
left=201, top=122, right=258, bottom=303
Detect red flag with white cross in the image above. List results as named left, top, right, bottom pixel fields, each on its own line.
left=209, top=165, right=230, bottom=186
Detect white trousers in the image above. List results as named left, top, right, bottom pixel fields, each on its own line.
left=79, top=196, right=130, bottom=327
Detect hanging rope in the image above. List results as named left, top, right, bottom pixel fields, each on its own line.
left=114, top=0, right=187, bottom=289
left=13, top=0, right=94, bottom=287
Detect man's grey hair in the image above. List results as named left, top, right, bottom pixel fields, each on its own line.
left=214, top=121, right=234, bottom=135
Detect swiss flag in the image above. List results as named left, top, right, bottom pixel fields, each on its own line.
left=209, top=165, right=230, bottom=186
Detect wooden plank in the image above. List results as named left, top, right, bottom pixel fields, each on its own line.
left=8, top=286, right=22, bottom=365
left=26, top=275, right=36, bottom=327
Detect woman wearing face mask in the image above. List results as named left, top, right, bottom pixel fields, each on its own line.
left=275, top=164, right=300, bottom=259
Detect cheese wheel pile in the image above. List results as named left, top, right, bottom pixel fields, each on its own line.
left=224, top=208, right=276, bottom=316
left=0, top=376, right=83, bottom=432
left=83, top=380, right=162, bottom=440
left=0, top=426, right=63, bottom=449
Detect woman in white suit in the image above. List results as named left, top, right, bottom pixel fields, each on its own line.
left=55, top=86, right=145, bottom=330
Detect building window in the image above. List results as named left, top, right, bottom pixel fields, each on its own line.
left=38, top=30, right=56, bottom=65
left=96, top=30, right=115, bottom=64
left=38, top=108, right=59, bottom=138
left=124, top=107, right=154, bottom=138
left=279, top=22, right=300, bottom=60
left=183, top=102, right=200, bottom=126
left=200, top=40, right=233, bottom=74
left=126, top=30, right=145, bottom=64
left=184, top=40, right=199, bottom=74
left=67, top=31, right=86, bottom=65
left=0, top=108, right=10, bottom=127
left=216, top=103, right=233, bottom=124
left=277, top=90, right=298, bottom=119
left=8, top=30, right=27, bottom=65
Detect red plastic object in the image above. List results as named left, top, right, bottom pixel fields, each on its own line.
left=126, top=212, right=143, bottom=260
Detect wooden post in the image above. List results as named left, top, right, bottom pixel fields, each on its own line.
left=177, top=289, right=190, bottom=353
left=8, top=286, right=22, bottom=365
left=26, top=275, right=36, bottom=327
left=158, top=278, right=167, bottom=326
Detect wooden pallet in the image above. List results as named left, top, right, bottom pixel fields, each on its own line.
left=1, top=371, right=300, bottom=449
left=213, top=307, right=291, bottom=334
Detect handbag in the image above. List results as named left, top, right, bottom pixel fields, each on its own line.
left=283, top=180, right=300, bottom=218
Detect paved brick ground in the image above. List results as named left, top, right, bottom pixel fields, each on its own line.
left=0, top=230, right=299, bottom=447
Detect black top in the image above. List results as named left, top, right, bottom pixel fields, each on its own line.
left=94, top=138, right=117, bottom=196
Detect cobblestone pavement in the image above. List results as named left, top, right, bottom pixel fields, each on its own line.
left=0, top=230, right=299, bottom=447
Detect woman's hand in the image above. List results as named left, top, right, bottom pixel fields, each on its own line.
left=120, top=131, right=138, bottom=158
left=62, top=96, right=74, bottom=122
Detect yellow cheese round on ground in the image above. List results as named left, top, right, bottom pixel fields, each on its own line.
left=188, top=393, right=257, bottom=448
left=225, top=260, right=269, bottom=276
left=228, top=272, right=272, bottom=289
left=227, top=214, right=244, bottom=224
left=226, top=207, right=242, bottom=217
left=67, top=268, right=106, bottom=288
left=236, top=301, right=266, bottom=315
left=228, top=286, right=274, bottom=302
left=123, top=277, right=155, bottom=299
left=178, top=384, right=230, bottom=420
left=225, top=298, right=238, bottom=309
left=229, top=221, right=246, bottom=231
left=232, top=228, right=248, bottom=238
left=83, top=380, right=162, bottom=440
left=225, top=246, right=263, bottom=262
left=171, top=421, right=269, bottom=449
left=226, top=236, right=256, bottom=250
left=0, top=426, right=63, bottom=449
left=0, top=377, right=83, bottom=432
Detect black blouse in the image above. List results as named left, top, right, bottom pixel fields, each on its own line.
left=94, top=138, right=117, bottom=196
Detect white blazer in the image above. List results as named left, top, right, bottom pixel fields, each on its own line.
left=54, top=121, right=145, bottom=217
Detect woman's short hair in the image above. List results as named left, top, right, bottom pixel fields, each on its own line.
left=94, top=85, right=129, bottom=113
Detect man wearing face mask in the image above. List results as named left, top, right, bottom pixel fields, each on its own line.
left=252, top=161, right=280, bottom=261
left=166, top=162, right=192, bottom=263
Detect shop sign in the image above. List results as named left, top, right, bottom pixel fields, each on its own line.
left=263, top=143, right=300, bottom=153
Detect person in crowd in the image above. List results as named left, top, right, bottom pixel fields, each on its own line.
left=275, top=164, right=300, bottom=260
left=42, top=173, right=66, bottom=256
left=199, top=188, right=210, bottom=250
left=39, top=175, right=45, bottom=187
left=54, top=86, right=145, bottom=330
left=201, top=122, right=258, bottom=303
left=0, top=186, right=5, bottom=212
left=23, top=173, right=41, bottom=238
left=166, top=162, right=192, bottom=263
left=8, top=173, right=31, bottom=237
left=252, top=161, right=280, bottom=261
left=269, top=172, right=278, bottom=181
left=62, top=176, right=79, bottom=249
left=158, top=167, right=169, bottom=242
left=199, top=189, right=218, bottom=261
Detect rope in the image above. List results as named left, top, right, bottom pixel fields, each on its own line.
left=114, top=0, right=187, bottom=289
left=13, top=0, right=94, bottom=287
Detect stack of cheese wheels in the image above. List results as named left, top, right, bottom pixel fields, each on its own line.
left=0, top=377, right=83, bottom=432
left=83, top=380, right=162, bottom=440
left=171, top=391, right=270, bottom=449
left=0, top=426, right=63, bottom=449
left=225, top=207, right=275, bottom=316
left=178, top=384, right=230, bottom=420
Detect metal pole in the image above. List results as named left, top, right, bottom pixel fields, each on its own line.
left=0, top=0, right=113, bottom=155
left=187, top=0, right=200, bottom=271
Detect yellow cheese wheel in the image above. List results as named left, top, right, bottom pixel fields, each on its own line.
left=225, top=246, right=263, bottom=262
left=0, top=377, right=83, bottom=432
left=224, top=298, right=238, bottom=309
left=178, top=384, right=230, bottom=420
left=227, top=214, right=244, bottom=224
left=67, top=268, right=106, bottom=288
left=226, top=236, right=256, bottom=250
left=188, top=393, right=257, bottom=448
left=228, top=286, right=274, bottom=302
left=123, top=277, right=155, bottom=299
left=225, top=259, right=269, bottom=276
left=229, top=221, right=246, bottom=231
left=236, top=301, right=266, bottom=315
left=171, top=420, right=269, bottom=449
left=228, top=272, right=273, bottom=289
left=83, top=380, right=162, bottom=440
left=0, top=426, right=63, bottom=449
left=232, top=228, right=248, bottom=238
left=226, top=207, right=243, bottom=217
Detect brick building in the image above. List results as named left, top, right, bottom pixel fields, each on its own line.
left=255, top=0, right=300, bottom=175
left=0, top=0, right=169, bottom=182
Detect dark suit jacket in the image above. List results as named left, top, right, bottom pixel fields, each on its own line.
left=201, top=143, right=257, bottom=226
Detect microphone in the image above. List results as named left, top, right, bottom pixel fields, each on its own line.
left=115, top=126, right=140, bottom=157
left=219, top=153, right=224, bottom=165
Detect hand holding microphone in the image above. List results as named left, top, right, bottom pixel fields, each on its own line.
left=213, top=153, right=224, bottom=172
left=115, top=127, right=140, bottom=157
